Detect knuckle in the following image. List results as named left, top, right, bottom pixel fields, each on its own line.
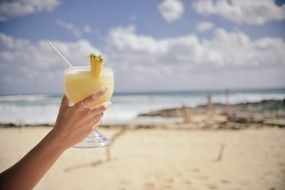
left=92, top=107, right=100, bottom=113
left=97, top=91, right=105, bottom=97
left=99, top=89, right=105, bottom=94
left=89, top=89, right=106, bottom=102
left=91, top=93, right=100, bottom=99
left=99, top=104, right=106, bottom=110
left=91, top=94, right=97, bottom=100
left=92, top=103, right=108, bottom=113
left=94, top=113, right=103, bottom=119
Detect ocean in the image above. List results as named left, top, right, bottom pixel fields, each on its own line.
left=0, top=88, right=284, bottom=125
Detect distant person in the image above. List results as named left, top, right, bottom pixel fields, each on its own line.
left=207, top=92, right=212, bottom=110
left=0, top=87, right=111, bottom=190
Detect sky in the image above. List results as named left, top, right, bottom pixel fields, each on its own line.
left=0, top=0, right=285, bottom=95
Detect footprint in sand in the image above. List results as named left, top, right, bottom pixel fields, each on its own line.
left=207, top=183, right=218, bottom=189
left=220, top=179, right=231, bottom=184
left=144, top=182, right=155, bottom=189
left=190, top=168, right=200, bottom=173
left=184, top=179, right=192, bottom=185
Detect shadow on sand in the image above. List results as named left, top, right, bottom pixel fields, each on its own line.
left=64, top=128, right=127, bottom=172
left=64, top=160, right=109, bottom=172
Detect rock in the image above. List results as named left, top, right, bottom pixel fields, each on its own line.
left=263, top=119, right=285, bottom=127
left=136, top=99, right=285, bottom=130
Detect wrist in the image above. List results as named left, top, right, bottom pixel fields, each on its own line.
left=42, top=129, right=68, bottom=153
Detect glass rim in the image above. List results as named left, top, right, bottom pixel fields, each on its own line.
left=65, top=66, right=113, bottom=72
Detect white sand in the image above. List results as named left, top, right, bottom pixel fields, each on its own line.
left=0, top=127, right=285, bottom=190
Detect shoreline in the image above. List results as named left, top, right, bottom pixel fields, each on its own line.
left=1, top=99, right=284, bottom=130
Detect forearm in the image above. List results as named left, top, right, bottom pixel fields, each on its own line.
left=0, top=91, right=108, bottom=190
left=0, top=130, right=66, bottom=190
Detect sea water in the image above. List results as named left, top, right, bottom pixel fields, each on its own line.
left=0, top=88, right=284, bottom=125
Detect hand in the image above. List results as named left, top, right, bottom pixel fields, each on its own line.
left=49, top=87, right=112, bottom=150
left=0, top=87, right=112, bottom=190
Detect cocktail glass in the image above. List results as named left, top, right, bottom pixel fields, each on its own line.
left=64, top=66, right=114, bottom=148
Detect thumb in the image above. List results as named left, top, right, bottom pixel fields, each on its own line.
left=60, top=95, right=69, bottom=109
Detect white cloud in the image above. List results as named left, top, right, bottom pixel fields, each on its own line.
left=56, top=20, right=82, bottom=38
left=1, top=25, right=285, bottom=94
left=107, top=25, right=285, bottom=67
left=193, top=0, right=285, bottom=25
left=197, top=21, right=214, bottom=32
left=158, top=0, right=185, bottom=22
left=0, top=0, right=60, bottom=21
left=0, top=33, right=101, bottom=94
left=57, top=20, right=98, bottom=38
left=107, top=25, right=167, bottom=56
left=106, top=25, right=285, bottom=91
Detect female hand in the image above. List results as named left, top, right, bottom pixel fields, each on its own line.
left=0, top=87, right=112, bottom=190
left=49, top=86, right=112, bottom=150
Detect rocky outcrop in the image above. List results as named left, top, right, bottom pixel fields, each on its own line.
left=138, top=100, right=285, bottom=130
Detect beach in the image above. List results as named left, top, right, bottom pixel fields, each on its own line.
left=1, top=0, right=285, bottom=188
left=1, top=99, right=285, bottom=189
left=0, top=127, right=285, bottom=190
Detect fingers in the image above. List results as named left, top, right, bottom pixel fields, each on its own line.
left=85, top=112, right=104, bottom=121
left=92, top=119, right=103, bottom=130
left=90, top=101, right=112, bottom=114
left=83, top=114, right=103, bottom=131
left=79, top=87, right=108, bottom=108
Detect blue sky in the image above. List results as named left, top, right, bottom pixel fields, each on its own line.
left=0, top=0, right=285, bottom=95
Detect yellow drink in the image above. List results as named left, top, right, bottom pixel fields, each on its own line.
left=64, top=66, right=114, bottom=108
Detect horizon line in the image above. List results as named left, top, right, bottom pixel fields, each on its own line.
left=1, top=86, right=285, bottom=96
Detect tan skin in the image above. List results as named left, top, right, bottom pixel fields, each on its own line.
left=0, top=87, right=111, bottom=190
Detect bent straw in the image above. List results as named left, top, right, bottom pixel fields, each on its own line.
left=48, top=41, right=73, bottom=67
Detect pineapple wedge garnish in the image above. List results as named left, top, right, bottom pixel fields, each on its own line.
left=89, top=53, right=104, bottom=78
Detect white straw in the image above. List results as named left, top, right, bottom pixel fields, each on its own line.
left=48, top=41, right=73, bottom=67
